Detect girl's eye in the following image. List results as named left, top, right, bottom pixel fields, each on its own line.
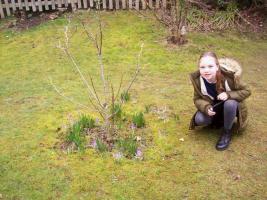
left=200, top=66, right=205, bottom=69
left=208, top=65, right=215, bottom=68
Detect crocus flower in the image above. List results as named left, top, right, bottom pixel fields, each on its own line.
left=91, top=140, right=97, bottom=149
left=135, top=148, right=143, bottom=158
left=113, top=152, right=123, bottom=160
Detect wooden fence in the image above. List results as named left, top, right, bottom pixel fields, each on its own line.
left=0, top=0, right=166, bottom=18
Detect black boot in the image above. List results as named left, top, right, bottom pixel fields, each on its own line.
left=216, top=129, right=232, bottom=151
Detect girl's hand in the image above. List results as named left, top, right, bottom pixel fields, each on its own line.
left=217, top=92, right=228, bottom=101
left=207, top=107, right=216, bottom=116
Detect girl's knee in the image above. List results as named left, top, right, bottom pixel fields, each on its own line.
left=195, top=112, right=212, bottom=126
left=224, top=99, right=238, bottom=110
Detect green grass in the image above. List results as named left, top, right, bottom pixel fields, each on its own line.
left=0, top=10, right=267, bottom=199
left=96, top=138, right=108, bottom=153
left=132, top=112, right=145, bottom=128
left=116, top=137, right=138, bottom=158
left=65, top=114, right=95, bottom=152
left=120, top=90, right=130, bottom=102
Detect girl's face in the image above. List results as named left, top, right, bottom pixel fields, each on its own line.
left=199, top=56, right=219, bottom=82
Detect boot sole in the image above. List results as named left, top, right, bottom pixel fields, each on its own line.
left=216, top=144, right=229, bottom=151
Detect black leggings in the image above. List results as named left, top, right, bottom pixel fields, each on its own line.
left=194, top=100, right=238, bottom=130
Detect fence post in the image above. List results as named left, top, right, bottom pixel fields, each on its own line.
left=18, top=0, right=23, bottom=9
left=25, top=0, right=30, bottom=11
left=11, top=0, right=16, bottom=11
left=162, top=0, right=166, bottom=8
left=148, top=0, right=152, bottom=8
left=135, top=0, right=139, bottom=10
left=0, top=2, right=4, bottom=18
left=44, top=0, right=49, bottom=10
left=115, top=0, right=119, bottom=9
left=38, top=0, right=43, bottom=11
left=156, top=0, right=159, bottom=8
left=122, top=0, right=126, bottom=9
left=102, top=0, right=106, bottom=9
left=52, top=0, right=56, bottom=9
left=141, top=0, right=145, bottom=9
left=89, top=0, right=93, bottom=7
left=109, top=0, right=113, bottom=9
left=64, top=0, right=68, bottom=8
left=77, top=0, right=81, bottom=8
left=129, top=0, right=132, bottom=9
left=3, top=0, right=11, bottom=16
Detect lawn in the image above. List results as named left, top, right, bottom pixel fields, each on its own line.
left=0, top=10, right=266, bottom=199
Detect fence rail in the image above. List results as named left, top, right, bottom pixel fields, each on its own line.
left=0, top=0, right=166, bottom=18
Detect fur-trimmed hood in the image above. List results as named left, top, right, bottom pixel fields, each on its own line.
left=190, top=57, right=243, bottom=80
left=219, top=58, right=242, bottom=78
left=189, top=57, right=251, bottom=131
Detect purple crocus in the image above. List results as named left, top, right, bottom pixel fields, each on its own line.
left=130, top=123, right=137, bottom=130
left=113, top=152, right=123, bottom=160
left=91, top=140, right=97, bottom=149
left=135, top=148, right=143, bottom=158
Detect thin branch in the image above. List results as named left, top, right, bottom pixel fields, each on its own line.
left=98, top=11, right=103, bottom=55
left=57, top=41, right=105, bottom=118
left=49, top=77, right=92, bottom=111
left=125, top=43, right=144, bottom=94
left=153, top=10, right=172, bottom=27
left=60, top=46, right=99, bottom=105
left=107, top=103, right=123, bottom=120
left=88, top=74, right=103, bottom=107
left=106, top=79, right=123, bottom=120
left=187, top=0, right=212, bottom=11
left=61, top=19, right=106, bottom=112
left=115, top=73, right=124, bottom=102
left=80, top=13, right=108, bottom=105
left=132, top=7, right=170, bottom=27
left=110, top=83, right=115, bottom=135
left=95, top=16, right=108, bottom=105
left=237, top=12, right=258, bottom=29
left=81, top=22, right=100, bottom=53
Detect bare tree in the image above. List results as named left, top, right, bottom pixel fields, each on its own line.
left=52, top=13, right=144, bottom=143
left=166, top=0, right=188, bottom=44
left=138, top=0, right=219, bottom=44
left=142, top=0, right=189, bottom=45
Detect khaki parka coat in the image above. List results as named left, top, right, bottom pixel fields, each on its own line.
left=189, top=59, right=251, bottom=131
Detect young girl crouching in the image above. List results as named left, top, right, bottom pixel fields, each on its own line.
left=189, top=52, right=251, bottom=151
